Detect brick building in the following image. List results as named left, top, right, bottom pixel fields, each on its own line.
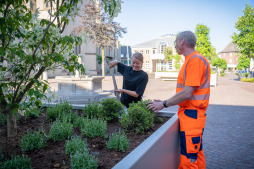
left=220, top=42, right=239, bottom=72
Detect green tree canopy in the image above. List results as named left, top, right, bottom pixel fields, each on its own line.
left=195, top=24, right=217, bottom=63
left=163, top=47, right=182, bottom=71
left=212, top=57, right=227, bottom=70
left=0, top=0, right=121, bottom=137
left=236, top=55, right=251, bottom=70
left=232, top=4, right=254, bottom=58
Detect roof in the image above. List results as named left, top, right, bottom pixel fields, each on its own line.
left=221, top=42, right=239, bottom=53
left=132, top=34, right=175, bottom=48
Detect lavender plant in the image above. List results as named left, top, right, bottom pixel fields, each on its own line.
left=106, top=129, right=129, bottom=152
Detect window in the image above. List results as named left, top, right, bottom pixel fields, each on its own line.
left=74, top=45, right=81, bottom=55
left=156, top=60, right=172, bottom=71
left=229, top=59, right=232, bottom=63
left=230, top=53, right=232, bottom=57
left=140, top=50, right=143, bottom=54
left=153, top=50, right=155, bottom=54
left=134, top=50, right=138, bottom=53
left=156, top=42, right=167, bottom=54
left=145, top=61, right=149, bottom=70
left=146, top=50, right=149, bottom=55
left=44, top=1, right=52, bottom=9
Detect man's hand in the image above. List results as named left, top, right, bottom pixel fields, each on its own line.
left=146, top=100, right=164, bottom=112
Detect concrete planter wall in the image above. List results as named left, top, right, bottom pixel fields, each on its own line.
left=55, top=75, right=104, bottom=92
left=113, top=112, right=180, bottom=169
left=210, top=73, right=218, bottom=87
left=155, top=72, right=179, bottom=81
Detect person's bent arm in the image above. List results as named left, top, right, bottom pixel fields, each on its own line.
left=147, top=86, right=195, bottom=111
left=108, top=60, right=119, bottom=68
left=115, top=89, right=139, bottom=98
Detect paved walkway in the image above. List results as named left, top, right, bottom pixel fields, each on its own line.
left=102, top=72, right=254, bottom=168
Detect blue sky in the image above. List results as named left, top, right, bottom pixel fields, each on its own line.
left=114, top=0, right=254, bottom=53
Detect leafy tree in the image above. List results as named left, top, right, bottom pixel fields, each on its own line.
left=0, top=0, right=119, bottom=137
left=232, top=4, right=254, bottom=68
left=212, top=57, right=227, bottom=76
left=163, top=47, right=182, bottom=71
left=195, top=24, right=217, bottom=62
left=232, top=4, right=254, bottom=58
left=236, top=55, right=251, bottom=70
left=74, top=1, right=126, bottom=77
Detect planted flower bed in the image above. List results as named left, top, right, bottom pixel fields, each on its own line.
left=0, top=99, right=170, bottom=169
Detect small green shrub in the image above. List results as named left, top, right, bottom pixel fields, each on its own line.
left=99, top=98, right=124, bottom=122
left=120, top=101, right=154, bottom=134
left=0, top=113, right=7, bottom=124
left=80, top=118, right=107, bottom=138
left=25, top=110, right=40, bottom=118
left=70, top=150, right=98, bottom=169
left=83, top=102, right=101, bottom=118
left=20, top=130, right=47, bottom=151
left=49, top=120, right=73, bottom=142
left=1, top=154, right=32, bottom=169
left=241, top=78, right=254, bottom=83
left=65, top=135, right=88, bottom=156
left=220, top=71, right=225, bottom=76
left=46, top=101, right=73, bottom=121
left=58, top=111, right=79, bottom=124
left=73, top=116, right=86, bottom=128
left=244, top=73, right=249, bottom=78
left=106, top=130, right=129, bottom=152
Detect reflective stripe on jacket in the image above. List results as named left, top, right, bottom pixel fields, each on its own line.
left=176, top=51, right=211, bottom=109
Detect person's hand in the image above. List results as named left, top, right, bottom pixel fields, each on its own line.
left=108, top=60, right=118, bottom=68
left=146, top=100, right=164, bottom=112
left=114, top=89, right=123, bottom=95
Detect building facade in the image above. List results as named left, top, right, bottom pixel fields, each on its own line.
left=27, top=0, right=120, bottom=76
left=220, top=42, right=239, bottom=72
left=131, top=34, right=182, bottom=73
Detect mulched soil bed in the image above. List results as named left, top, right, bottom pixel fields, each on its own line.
left=0, top=109, right=170, bottom=169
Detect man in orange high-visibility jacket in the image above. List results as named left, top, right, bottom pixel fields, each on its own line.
left=147, top=30, right=210, bottom=169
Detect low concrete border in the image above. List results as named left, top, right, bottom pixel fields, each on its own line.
left=113, top=112, right=180, bottom=169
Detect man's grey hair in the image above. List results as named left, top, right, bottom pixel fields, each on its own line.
left=177, top=31, right=197, bottom=48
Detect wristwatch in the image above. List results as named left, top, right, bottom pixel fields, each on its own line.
left=163, top=100, right=168, bottom=108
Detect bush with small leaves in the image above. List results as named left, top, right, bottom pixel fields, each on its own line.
left=58, top=110, right=79, bottom=124
left=20, top=130, right=47, bottom=151
left=106, top=130, right=129, bottom=152
left=46, top=101, right=73, bottom=121
left=99, top=98, right=124, bottom=122
left=49, top=120, right=73, bottom=142
left=120, top=101, right=154, bottom=134
left=1, top=154, right=32, bottom=169
left=80, top=118, right=107, bottom=138
left=83, top=102, right=101, bottom=118
left=65, top=135, right=88, bottom=156
left=70, top=150, right=98, bottom=169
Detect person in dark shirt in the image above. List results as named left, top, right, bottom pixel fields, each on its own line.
left=108, top=52, right=148, bottom=108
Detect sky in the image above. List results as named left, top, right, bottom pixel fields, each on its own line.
left=114, top=0, right=254, bottom=53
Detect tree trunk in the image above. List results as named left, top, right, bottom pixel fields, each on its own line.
left=6, top=112, right=17, bottom=137
left=217, top=67, right=220, bottom=76
left=102, top=47, right=105, bottom=78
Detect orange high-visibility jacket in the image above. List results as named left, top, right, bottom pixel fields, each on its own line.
left=176, top=51, right=211, bottom=109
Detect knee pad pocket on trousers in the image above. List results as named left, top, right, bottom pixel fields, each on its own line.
left=185, top=129, right=202, bottom=154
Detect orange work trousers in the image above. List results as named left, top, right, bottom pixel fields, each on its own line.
left=178, top=107, right=207, bottom=169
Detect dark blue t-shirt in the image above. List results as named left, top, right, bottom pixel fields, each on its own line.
left=117, top=62, right=148, bottom=107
